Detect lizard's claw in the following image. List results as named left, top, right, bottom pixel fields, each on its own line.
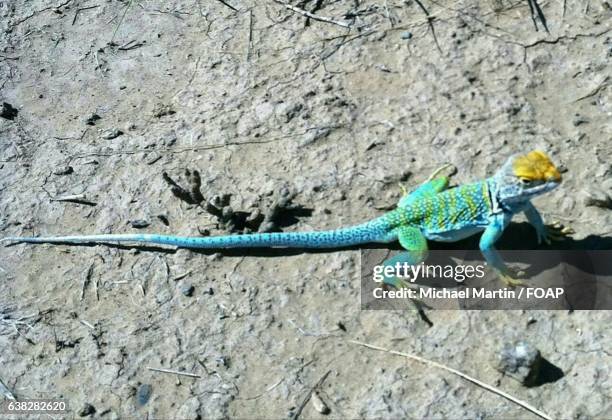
left=499, top=269, right=526, bottom=288
left=398, top=183, right=408, bottom=196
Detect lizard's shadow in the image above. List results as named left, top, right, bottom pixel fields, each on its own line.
left=416, top=222, right=612, bottom=311
left=443, top=221, right=612, bottom=278
left=481, top=221, right=612, bottom=252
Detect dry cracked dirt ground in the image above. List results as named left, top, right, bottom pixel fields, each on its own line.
left=0, top=0, right=611, bottom=419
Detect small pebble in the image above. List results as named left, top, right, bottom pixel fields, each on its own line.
left=78, top=403, right=96, bottom=417
left=130, top=220, right=150, bottom=229
left=162, top=131, right=177, bottom=146
left=557, top=164, right=569, bottom=174
left=146, top=152, right=162, bottom=165
left=136, top=384, right=152, bottom=406
left=246, top=208, right=262, bottom=224
left=222, top=206, right=234, bottom=219
left=84, top=113, right=101, bottom=125
left=152, top=103, right=175, bottom=118
left=285, top=103, right=303, bottom=122
left=181, top=284, right=195, bottom=297
left=493, top=341, right=541, bottom=386
left=0, top=102, right=18, bottom=120
left=102, top=128, right=124, bottom=140
left=401, top=31, right=413, bottom=40
left=53, top=165, right=74, bottom=175
left=311, top=391, right=330, bottom=414
left=216, top=356, right=230, bottom=368
left=582, top=189, right=612, bottom=209
left=572, top=114, right=589, bottom=126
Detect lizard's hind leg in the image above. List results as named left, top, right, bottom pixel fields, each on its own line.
left=398, top=163, right=456, bottom=208
left=382, top=227, right=428, bottom=288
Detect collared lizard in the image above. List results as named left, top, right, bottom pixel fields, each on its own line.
left=1, top=150, right=568, bottom=286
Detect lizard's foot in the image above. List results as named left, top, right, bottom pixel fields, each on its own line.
left=398, top=182, right=408, bottom=196
left=549, top=221, right=575, bottom=240
left=426, top=163, right=457, bottom=182
left=539, top=221, right=575, bottom=244
left=499, top=269, right=526, bottom=288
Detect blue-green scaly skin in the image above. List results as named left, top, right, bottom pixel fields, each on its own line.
left=0, top=218, right=396, bottom=249
left=386, top=181, right=492, bottom=238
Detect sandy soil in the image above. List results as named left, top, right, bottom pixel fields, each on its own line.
left=1, top=0, right=611, bottom=418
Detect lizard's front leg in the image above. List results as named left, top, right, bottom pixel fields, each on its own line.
left=479, top=220, right=524, bottom=287
left=524, top=202, right=573, bottom=244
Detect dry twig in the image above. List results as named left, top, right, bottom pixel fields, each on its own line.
left=72, top=5, right=99, bottom=25
left=573, top=76, right=609, bottom=103
left=214, top=0, right=238, bottom=11
left=413, top=0, right=443, bottom=54
left=0, top=377, right=15, bottom=400
left=81, top=263, right=94, bottom=300
left=350, top=340, right=553, bottom=420
left=291, top=370, right=331, bottom=420
left=238, top=378, right=284, bottom=400
left=527, top=0, right=549, bottom=32
left=274, top=0, right=351, bottom=28
left=110, top=0, right=133, bottom=43
left=50, top=193, right=97, bottom=206
left=147, top=367, right=201, bottom=378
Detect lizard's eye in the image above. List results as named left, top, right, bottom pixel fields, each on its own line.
left=519, top=177, right=532, bottom=185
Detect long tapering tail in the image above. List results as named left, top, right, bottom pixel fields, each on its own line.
left=1, top=218, right=395, bottom=249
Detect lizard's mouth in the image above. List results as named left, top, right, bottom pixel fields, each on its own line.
left=530, top=180, right=561, bottom=196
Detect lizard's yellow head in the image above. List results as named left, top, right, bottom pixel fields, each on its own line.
left=512, top=150, right=562, bottom=183
left=495, top=150, right=561, bottom=205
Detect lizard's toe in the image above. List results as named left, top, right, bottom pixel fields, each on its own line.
left=499, top=270, right=526, bottom=288
left=545, top=222, right=574, bottom=242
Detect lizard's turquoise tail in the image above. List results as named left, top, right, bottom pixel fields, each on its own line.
left=1, top=218, right=395, bottom=249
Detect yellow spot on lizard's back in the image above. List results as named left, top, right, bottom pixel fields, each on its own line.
left=463, top=186, right=477, bottom=219
left=513, top=150, right=561, bottom=182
